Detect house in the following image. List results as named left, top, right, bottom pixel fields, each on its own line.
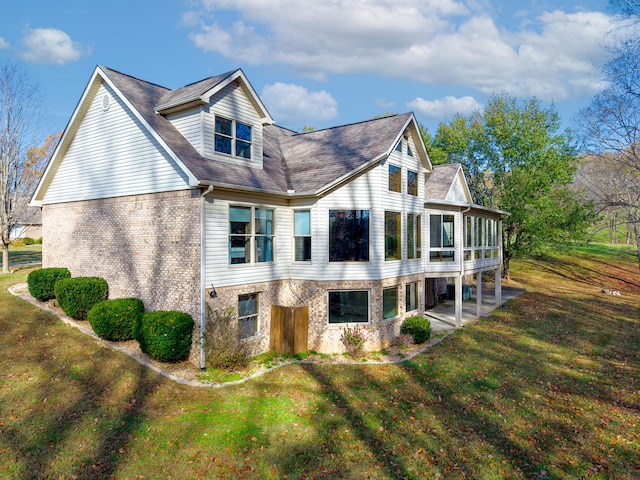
left=31, top=66, right=507, bottom=367
left=9, top=200, right=42, bottom=240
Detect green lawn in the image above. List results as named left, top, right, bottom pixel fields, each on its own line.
left=0, top=244, right=638, bottom=479
left=0, top=244, right=42, bottom=267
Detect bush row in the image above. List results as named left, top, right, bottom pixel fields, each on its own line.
left=26, top=268, right=194, bottom=362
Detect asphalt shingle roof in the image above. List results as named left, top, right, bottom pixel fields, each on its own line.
left=101, top=67, right=412, bottom=195
left=425, top=163, right=462, bottom=200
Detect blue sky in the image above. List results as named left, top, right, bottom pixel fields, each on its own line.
left=0, top=0, right=615, bottom=138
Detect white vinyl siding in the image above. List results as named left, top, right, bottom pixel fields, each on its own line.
left=204, top=192, right=290, bottom=287
left=167, top=108, right=203, bottom=154
left=202, top=81, right=264, bottom=169
left=42, top=83, right=190, bottom=204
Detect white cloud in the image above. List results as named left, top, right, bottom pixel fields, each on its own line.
left=19, top=28, right=90, bottom=65
left=261, top=82, right=338, bottom=124
left=407, top=95, right=482, bottom=119
left=185, top=1, right=615, bottom=101
left=0, top=37, right=9, bottom=49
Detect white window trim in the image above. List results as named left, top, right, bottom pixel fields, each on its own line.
left=327, top=290, right=371, bottom=326
left=215, top=115, right=253, bottom=160
left=293, top=208, right=312, bottom=263
left=228, top=204, right=275, bottom=265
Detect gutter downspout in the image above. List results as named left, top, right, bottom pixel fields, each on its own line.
left=200, top=184, right=214, bottom=370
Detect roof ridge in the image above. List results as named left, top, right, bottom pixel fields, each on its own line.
left=99, top=65, right=170, bottom=91
left=291, top=112, right=412, bottom=136
left=178, top=69, right=237, bottom=89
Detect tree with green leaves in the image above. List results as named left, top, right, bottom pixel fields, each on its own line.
left=433, top=93, right=594, bottom=278
left=0, top=64, right=48, bottom=273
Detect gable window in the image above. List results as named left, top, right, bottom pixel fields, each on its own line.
left=238, top=293, right=259, bottom=338
left=329, top=209, right=370, bottom=262
left=294, top=210, right=311, bottom=262
left=407, top=213, right=422, bottom=259
left=406, top=144, right=413, bottom=157
left=385, top=211, right=401, bottom=261
left=407, top=170, right=418, bottom=196
left=383, top=286, right=399, bottom=320
left=429, top=214, right=455, bottom=262
left=229, top=206, right=274, bottom=264
left=328, top=290, right=369, bottom=324
left=388, top=164, right=401, bottom=192
left=406, top=282, right=418, bottom=312
left=215, top=116, right=252, bottom=159
left=395, top=141, right=402, bottom=152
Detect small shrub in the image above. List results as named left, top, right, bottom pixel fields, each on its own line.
left=134, top=310, right=194, bottom=362
left=88, top=298, right=144, bottom=341
left=27, top=267, right=71, bottom=301
left=401, top=315, right=431, bottom=344
left=204, top=306, right=251, bottom=370
left=54, top=277, right=108, bottom=320
left=341, top=326, right=366, bottom=356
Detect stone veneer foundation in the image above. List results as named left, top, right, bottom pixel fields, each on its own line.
left=205, top=273, right=426, bottom=355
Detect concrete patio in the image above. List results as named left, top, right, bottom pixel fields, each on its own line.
left=426, top=284, right=526, bottom=331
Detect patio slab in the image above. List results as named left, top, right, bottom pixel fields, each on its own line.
left=426, top=284, right=525, bottom=331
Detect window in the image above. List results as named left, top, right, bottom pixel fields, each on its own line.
left=328, top=291, right=369, bottom=324
left=294, top=210, right=311, bottom=262
left=385, top=211, right=401, bottom=261
left=229, top=206, right=274, bottom=264
left=238, top=293, right=259, bottom=338
left=429, top=214, right=455, bottom=262
left=383, top=287, right=399, bottom=320
left=215, top=116, right=252, bottom=159
left=395, top=141, right=402, bottom=152
left=388, top=165, right=401, bottom=192
left=406, top=282, right=418, bottom=312
left=407, top=144, right=413, bottom=156
left=407, top=170, right=418, bottom=196
left=329, top=210, right=370, bottom=262
left=407, top=214, right=422, bottom=259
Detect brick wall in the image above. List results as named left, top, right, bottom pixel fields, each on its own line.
left=205, top=273, right=425, bottom=355
left=43, top=189, right=203, bottom=363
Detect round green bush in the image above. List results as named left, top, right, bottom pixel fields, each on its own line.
left=54, top=276, right=108, bottom=320
left=88, top=298, right=145, bottom=341
left=134, top=310, right=194, bottom=362
left=400, top=315, right=431, bottom=344
left=27, top=267, right=71, bottom=301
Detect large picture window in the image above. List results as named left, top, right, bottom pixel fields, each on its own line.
left=388, top=165, right=401, bottom=192
left=238, top=293, right=259, bottom=338
left=385, top=211, right=401, bottom=261
left=407, top=213, right=422, bottom=259
left=229, top=206, right=274, bottom=264
left=407, top=170, right=418, bottom=196
left=328, top=291, right=369, bottom=324
left=294, top=210, right=311, bottom=262
left=215, top=116, right=252, bottom=159
left=429, top=214, right=455, bottom=262
left=329, top=210, right=370, bottom=262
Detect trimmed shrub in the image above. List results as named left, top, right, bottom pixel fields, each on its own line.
left=27, top=267, right=71, bottom=301
left=134, top=310, right=194, bottom=362
left=400, top=315, right=431, bottom=344
left=88, top=298, right=144, bottom=341
left=54, top=277, right=108, bottom=320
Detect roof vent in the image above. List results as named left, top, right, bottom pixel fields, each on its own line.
left=102, top=93, right=111, bottom=112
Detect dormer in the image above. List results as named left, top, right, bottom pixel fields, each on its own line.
left=155, top=69, right=274, bottom=170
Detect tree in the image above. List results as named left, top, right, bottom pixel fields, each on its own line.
left=576, top=0, right=640, bottom=269
left=0, top=64, right=47, bottom=273
left=433, top=93, right=594, bottom=278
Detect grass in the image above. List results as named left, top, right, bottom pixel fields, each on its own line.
left=0, top=243, right=638, bottom=479
left=0, top=244, right=42, bottom=267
